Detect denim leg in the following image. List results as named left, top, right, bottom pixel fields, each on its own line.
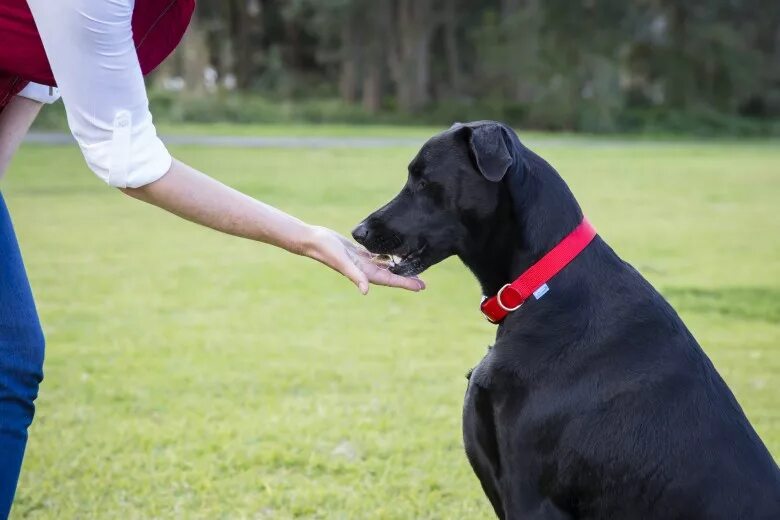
left=0, top=192, right=45, bottom=520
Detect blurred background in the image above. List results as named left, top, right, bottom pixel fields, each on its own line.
left=35, top=0, right=780, bottom=135
left=11, top=1, right=779, bottom=518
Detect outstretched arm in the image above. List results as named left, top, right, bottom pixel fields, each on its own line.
left=122, top=160, right=424, bottom=293
left=26, top=0, right=422, bottom=294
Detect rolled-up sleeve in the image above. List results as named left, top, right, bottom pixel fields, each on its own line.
left=26, top=0, right=172, bottom=188
left=17, top=82, right=61, bottom=104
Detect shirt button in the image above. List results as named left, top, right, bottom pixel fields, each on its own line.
left=115, top=112, right=130, bottom=128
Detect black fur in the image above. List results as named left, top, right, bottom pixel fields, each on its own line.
left=352, top=121, right=780, bottom=519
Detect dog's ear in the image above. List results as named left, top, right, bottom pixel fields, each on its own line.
left=467, top=123, right=513, bottom=182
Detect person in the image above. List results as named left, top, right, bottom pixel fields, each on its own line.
left=0, top=1, right=424, bottom=516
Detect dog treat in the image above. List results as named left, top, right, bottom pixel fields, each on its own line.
left=369, top=253, right=401, bottom=270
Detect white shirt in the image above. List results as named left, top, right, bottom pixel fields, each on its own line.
left=23, top=0, right=172, bottom=188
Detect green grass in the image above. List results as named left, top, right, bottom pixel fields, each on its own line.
left=3, top=127, right=779, bottom=518
left=154, top=122, right=443, bottom=138
left=155, top=122, right=780, bottom=143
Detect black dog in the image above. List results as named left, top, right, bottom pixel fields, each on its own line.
left=352, top=121, right=780, bottom=519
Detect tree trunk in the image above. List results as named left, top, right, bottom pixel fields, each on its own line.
left=181, top=12, right=209, bottom=95
left=501, top=0, right=539, bottom=104
left=443, top=0, right=462, bottom=96
left=666, top=1, right=690, bottom=109
left=387, top=0, right=438, bottom=112
left=339, top=11, right=360, bottom=104
left=229, top=0, right=252, bottom=89
left=501, top=0, right=522, bottom=14
left=413, top=30, right=432, bottom=108
left=362, top=22, right=384, bottom=113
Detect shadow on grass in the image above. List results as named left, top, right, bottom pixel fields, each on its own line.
left=663, top=287, right=780, bottom=324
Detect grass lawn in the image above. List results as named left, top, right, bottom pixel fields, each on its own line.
left=3, top=127, right=779, bottom=518
left=154, top=122, right=445, bottom=139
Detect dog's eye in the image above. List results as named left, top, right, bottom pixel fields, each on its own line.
left=417, top=180, right=428, bottom=191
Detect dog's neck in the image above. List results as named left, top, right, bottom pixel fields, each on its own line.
left=459, top=150, right=584, bottom=298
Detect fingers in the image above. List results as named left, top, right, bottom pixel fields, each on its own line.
left=349, top=244, right=426, bottom=292
left=340, top=246, right=370, bottom=294
left=410, top=276, right=426, bottom=290
left=320, top=229, right=425, bottom=294
left=366, top=264, right=426, bottom=292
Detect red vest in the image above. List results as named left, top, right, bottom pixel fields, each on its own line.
left=0, top=0, right=194, bottom=109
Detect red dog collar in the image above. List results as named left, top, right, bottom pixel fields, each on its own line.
left=480, top=218, right=597, bottom=324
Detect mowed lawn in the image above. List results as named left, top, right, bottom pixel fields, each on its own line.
left=4, top=129, right=779, bottom=519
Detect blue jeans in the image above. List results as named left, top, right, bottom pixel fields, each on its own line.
left=0, top=192, right=44, bottom=519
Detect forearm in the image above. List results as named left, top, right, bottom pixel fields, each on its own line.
left=0, top=97, right=43, bottom=179
left=121, top=159, right=314, bottom=254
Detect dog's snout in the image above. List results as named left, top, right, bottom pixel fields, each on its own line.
left=351, top=221, right=370, bottom=245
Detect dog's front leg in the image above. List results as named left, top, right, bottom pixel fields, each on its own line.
left=463, top=376, right=505, bottom=519
left=464, top=360, right=575, bottom=520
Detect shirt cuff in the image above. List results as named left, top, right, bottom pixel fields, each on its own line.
left=75, top=109, right=172, bottom=188
left=17, top=82, right=61, bottom=104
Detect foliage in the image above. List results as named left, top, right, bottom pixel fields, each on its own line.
left=140, top=0, right=780, bottom=134
left=32, top=89, right=780, bottom=137
left=6, top=127, right=780, bottom=518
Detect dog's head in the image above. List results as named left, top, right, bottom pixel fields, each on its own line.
left=352, top=121, right=521, bottom=276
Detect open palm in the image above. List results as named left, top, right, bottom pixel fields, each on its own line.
left=306, top=226, right=425, bottom=294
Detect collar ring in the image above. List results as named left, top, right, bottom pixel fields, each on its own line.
left=496, top=283, right=523, bottom=312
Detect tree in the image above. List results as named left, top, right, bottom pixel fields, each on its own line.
left=386, top=0, right=441, bottom=112
left=149, top=0, right=780, bottom=131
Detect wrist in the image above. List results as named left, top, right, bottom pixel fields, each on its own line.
left=293, top=223, right=322, bottom=259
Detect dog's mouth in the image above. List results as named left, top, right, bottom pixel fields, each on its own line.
left=371, top=244, right=429, bottom=277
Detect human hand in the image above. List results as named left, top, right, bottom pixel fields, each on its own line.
left=302, top=225, right=425, bottom=294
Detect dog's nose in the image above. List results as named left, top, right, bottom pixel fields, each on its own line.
left=351, top=221, right=370, bottom=245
